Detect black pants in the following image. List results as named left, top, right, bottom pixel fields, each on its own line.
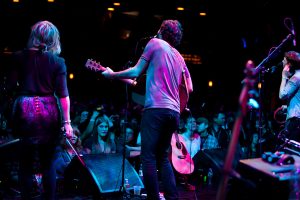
left=285, top=117, right=300, bottom=142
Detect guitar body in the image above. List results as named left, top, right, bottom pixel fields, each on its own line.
left=170, top=133, right=194, bottom=175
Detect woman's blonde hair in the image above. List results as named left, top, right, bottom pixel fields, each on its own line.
left=27, top=20, right=61, bottom=55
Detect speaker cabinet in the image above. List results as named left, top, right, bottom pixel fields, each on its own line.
left=64, top=153, right=144, bottom=197
left=192, top=148, right=240, bottom=184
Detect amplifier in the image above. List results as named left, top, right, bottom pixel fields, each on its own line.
left=227, top=155, right=300, bottom=200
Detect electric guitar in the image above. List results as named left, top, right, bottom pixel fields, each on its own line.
left=170, top=132, right=194, bottom=174
left=85, top=58, right=189, bottom=113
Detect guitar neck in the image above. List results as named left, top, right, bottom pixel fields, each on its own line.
left=85, top=59, right=137, bottom=86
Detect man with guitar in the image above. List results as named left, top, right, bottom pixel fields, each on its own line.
left=102, top=19, right=193, bottom=200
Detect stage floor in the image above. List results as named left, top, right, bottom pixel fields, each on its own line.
left=1, top=183, right=218, bottom=200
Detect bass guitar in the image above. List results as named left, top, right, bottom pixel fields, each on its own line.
left=170, top=132, right=194, bottom=174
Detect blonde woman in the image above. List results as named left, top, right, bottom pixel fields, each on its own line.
left=7, top=20, right=73, bottom=199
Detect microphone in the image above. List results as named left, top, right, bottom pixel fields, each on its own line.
left=291, top=20, right=296, bottom=47
left=268, top=62, right=283, bottom=73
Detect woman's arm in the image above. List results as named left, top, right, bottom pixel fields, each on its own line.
left=59, top=96, right=73, bottom=138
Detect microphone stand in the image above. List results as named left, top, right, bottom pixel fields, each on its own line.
left=119, top=60, right=132, bottom=199
left=253, top=34, right=294, bottom=75
left=216, top=34, right=293, bottom=200
left=119, top=36, right=150, bottom=198
left=253, top=34, right=294, bottom=155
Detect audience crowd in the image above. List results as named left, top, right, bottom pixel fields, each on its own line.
left=0, top=95, right=283, bottom=195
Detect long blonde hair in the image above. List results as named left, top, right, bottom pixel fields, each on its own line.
left=27, top=20, right=61, bottom=55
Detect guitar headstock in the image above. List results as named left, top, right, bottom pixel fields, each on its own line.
left=85, top=59, right=106, bottom=72
left=240, top=60, right=258, bottom=115
left=243, top=60, right=257, bottom=87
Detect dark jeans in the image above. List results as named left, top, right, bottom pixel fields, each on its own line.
left=140, top=108, right=179, bottom=200
left=285, top=117, right=300, bottom=142
left=19, top=142, right=58, bottom=200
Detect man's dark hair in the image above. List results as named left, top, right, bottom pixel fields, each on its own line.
left=159, top=20, right=183, bottom=47
left=285, top=51, right=300, bottom=69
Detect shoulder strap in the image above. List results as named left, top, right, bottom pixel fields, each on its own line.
left=182, top=69, right=189, bottom=98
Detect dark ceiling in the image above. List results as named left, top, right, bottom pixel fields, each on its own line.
left=0, top=0, right=298, bottom=113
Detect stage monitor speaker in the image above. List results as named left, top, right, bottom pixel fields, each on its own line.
left=191, top=148, right=241, bottom=187
left=193, top=149, right=240, bottom=174
left=64, top=153, right=144, bottom=196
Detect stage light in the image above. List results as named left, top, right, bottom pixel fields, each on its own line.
left=208, top=81, right=213, bottom=87
left=258, top=82, right=262, bottom=89
left=69, top=73, right=74, bottom=80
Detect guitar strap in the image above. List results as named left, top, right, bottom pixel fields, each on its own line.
left=179, top=59, right=189, bottom=111
left=182, top=70, right=189, bottom=98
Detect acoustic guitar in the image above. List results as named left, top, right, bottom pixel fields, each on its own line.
left=85, top=59, right=189, bottom=113
left=170, top=132, right=194, bottom=174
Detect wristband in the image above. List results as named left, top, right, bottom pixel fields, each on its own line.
left=63, top=120, right=71, bottom=124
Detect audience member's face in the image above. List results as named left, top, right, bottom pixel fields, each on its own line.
left=197, top=122, right=208, bottom=134
left=97, top=122, right=109, bottom=137
left=214, top=113, right=226, bottom=126
left=125, top=127, right=134, bottom=143
left=185, top=117, right=197, bottom=132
